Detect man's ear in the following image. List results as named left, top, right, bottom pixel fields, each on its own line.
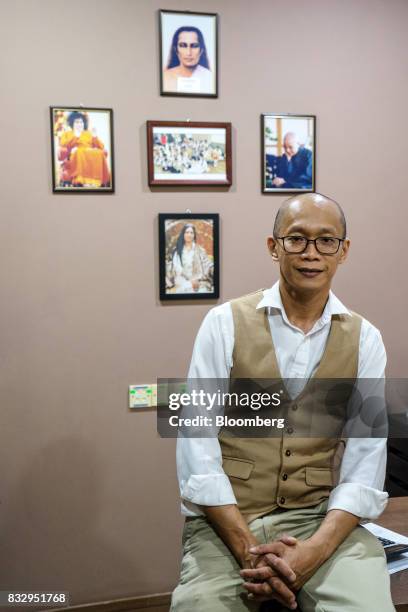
left=267, top=236, right=279, bottom=262
left=338, top=239, right=350, bottom=264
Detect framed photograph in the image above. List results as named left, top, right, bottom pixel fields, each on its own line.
left=262, top=114, right=316, bottom=193
left=159, top=9, right=218, bottom=97
left=147, top=121, right=232, bottom=186
left=50, top=106, right=114, bottom=193
left=158, top=213, right=219, bottom=300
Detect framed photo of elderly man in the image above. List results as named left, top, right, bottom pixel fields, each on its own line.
left=147, top=121, right=232, bottom=186
left=159, top=9, right=218, bottom=97
left=50, top=107, right=114, bottom=193
left=158, top=213, right=219, bottom=301
left=262, top=114, right=316, bottom=193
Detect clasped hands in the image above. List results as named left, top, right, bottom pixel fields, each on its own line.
left=240, top=535, right=324, bottom=610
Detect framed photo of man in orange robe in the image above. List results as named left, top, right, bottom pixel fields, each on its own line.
left=50, top=107, right=115, bottom=193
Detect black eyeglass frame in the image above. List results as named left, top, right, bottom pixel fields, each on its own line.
left=275, top=236, right=346, bottom=254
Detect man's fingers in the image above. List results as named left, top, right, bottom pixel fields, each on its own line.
left=244, top=581, right=285, bottom=605
left=241, top=569, right=297, bottom=606
left=241, top=567, right=274, bottom=581
left=241, top=559, right=296, bottom=584
left=264, top=553, right=297, bottom=583
left=243, top=579, right=297, bottom=609
left=249, top=542, right=284, bottom=556
left=243, top=581, right=273, bottom=597
left=279, top=534, right=297, bottom=546
left=267, top=576, right=297, bottom=609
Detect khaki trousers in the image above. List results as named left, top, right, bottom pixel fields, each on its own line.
left=170, top=501, right=395, bottom=612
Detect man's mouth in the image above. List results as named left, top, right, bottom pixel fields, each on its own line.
left=297, top=267, right=323, bottom=277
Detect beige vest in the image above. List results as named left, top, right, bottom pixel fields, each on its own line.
left=219, top=290, right=362, bottom=521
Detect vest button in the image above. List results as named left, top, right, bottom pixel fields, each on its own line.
left=282, top=473, right=288, bottom=481
left=285, top=449, right=291, bottom=456
left=292, top=404, right=298, bottom=411
left=280, top=496, right=286, bottom=504
left=287, top=427, right=294, bottom=434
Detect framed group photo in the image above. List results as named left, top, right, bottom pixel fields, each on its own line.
left=159, top=9, right=218, bottom=97
left=262, top=114, right=316, bottom=193
left=158, top=213, right=219, bottom=300
left=147, top=121, right=232, bottom=186
left=50, top=107, right=114, bottom=193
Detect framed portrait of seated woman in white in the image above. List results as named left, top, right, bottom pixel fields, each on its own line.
left=159, top=9, right=218, bottom=97
left=50, top=107, right=114, bottom=193
left=158, top=213, right=219, bottom=300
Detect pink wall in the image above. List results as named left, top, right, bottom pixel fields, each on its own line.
left=1, top=0, right=407, bottom=605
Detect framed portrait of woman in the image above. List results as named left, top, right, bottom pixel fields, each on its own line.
left=159, top=9, right=218, bottom=97
left=158, top=213, right=219, bottom=301
left=262, top=114, right=316, bottom=194
left=50, top=106, right=115, bottom=193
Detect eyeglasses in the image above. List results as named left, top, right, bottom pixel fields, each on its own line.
left=276, top=235, right=345, bottom=254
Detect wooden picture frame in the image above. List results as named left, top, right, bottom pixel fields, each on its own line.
left=147, top=121, right=232, bottom=187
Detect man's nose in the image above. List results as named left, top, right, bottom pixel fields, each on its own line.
left=302, top=241, right=321, bottom=258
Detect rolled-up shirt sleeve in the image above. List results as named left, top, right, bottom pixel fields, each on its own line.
left=327, top=438, right=388, bottom=519
left=177, top=437, right=237, bottom=509
left=328, top=320, right=389, bottom=520
left=177, top=305, right=236, bottom=515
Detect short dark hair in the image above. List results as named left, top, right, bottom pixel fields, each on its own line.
left=67, top=111, right=88, bottom=130
left=273, top=194, right=347, bottom=239
left=166, top=26, right=210, bottom=70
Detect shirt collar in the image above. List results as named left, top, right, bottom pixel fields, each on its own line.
left=256, top=281, right=350, bottom=332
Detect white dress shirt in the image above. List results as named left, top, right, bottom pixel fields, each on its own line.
left=177, top=282, right=389, bottom=520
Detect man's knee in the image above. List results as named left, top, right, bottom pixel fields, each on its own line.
left=170, top=568, right=260, bottom=612
left=298, top=526, right=394, bottom=612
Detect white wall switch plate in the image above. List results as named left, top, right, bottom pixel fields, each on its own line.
left=129, top=384, right=156, bottom=409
